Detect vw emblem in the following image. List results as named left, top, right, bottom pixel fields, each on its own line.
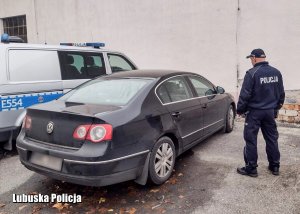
left=47, top=121, right=54, bottom=134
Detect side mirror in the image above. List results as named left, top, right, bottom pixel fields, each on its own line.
left=216, top=86, right=225, bottom=94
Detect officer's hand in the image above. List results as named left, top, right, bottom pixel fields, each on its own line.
left=274, top=109, right=279, bottom=118
left=238, top=111, right=249, bottom=118
left=237, top=113, right=245, bottom=118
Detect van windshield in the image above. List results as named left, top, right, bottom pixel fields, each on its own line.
left=60, top=78, right=153, bottom=106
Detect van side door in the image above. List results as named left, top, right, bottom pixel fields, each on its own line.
left=1, top=49, right=63, bottom=129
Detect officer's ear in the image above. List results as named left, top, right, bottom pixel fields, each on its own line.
left=251, top=57, right=256, bottom=65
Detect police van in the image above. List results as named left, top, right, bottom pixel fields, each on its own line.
left=0, top=34, right=137, bottom=151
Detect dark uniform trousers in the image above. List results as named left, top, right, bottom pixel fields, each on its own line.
left=243, top=109, right=280, bottom=169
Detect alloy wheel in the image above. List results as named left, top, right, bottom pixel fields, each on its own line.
left=154, top=142, right=174, bottom=178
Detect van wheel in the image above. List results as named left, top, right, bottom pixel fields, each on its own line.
left=0, top=147, right=5, bottom=160
left=224, top=105, right=234, bottom=133
left=148, top=137, right=175, bottom=185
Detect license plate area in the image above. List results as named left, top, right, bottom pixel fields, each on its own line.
left=30, top=152, right=62, bottom=171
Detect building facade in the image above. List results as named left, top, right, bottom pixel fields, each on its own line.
left=1, top=0, right=300, bottom=96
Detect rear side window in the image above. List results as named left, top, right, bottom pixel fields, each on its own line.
left=58, top=51, right=106, bottom=80
left=157, top=76, right=193, bottom=104
left=107, top=53, right=135, bottom=73
left=8, top=50, right=61, bottom=81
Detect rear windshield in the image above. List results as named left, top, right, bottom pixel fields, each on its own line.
left=60, top=78, right=153, bottom=106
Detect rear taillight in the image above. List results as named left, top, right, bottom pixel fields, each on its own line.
left=73, top=125, right=91, bottom=140
left=86, top=124, right=113, bottom=142
left=23, top=115, right=32, bottom=130
left=73, top=124, right=112, bottom=143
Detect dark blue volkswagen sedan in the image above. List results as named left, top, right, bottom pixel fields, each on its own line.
left=17, top=70, right=236, bottom=186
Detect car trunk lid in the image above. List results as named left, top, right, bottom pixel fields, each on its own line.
left=25, top=101, right=120, bottom=148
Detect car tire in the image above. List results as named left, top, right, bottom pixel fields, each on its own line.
left=148, top=136, right=176, bottom=185
left=224, top=105, right=235, bottom=133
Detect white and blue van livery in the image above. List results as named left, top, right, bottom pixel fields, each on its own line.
left=0, top=36, right=137, bottom=150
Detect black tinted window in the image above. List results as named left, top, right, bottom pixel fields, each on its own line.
left=59, top=51, right=106, bottom=80
left=157, top=76, right=193, bottom=104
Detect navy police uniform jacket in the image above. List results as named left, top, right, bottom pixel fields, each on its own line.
left=237, top=61, right=285, bottom=114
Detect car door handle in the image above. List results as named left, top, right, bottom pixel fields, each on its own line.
left=172, top=111, right=181, bottom=117
left=202, top=103, right=208, bottom=109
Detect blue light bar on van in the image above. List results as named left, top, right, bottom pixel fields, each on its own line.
left=60, top=42, right=105, bottom=48
left=1, top=33, right=9, bottom=43
left=1, top=33, right=25, bottom=43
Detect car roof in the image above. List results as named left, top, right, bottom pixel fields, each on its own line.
left=0, top=42, right=116, bottom=52
left=105, top=69, right=198, bottom=79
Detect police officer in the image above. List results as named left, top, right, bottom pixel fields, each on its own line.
left=237, top=49, right=285, bottom=177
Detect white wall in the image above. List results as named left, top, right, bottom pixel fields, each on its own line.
left=0, top=0, right=299, bottom=95
left=34, top=0, right=239, bottom=94
left=237, top=0, right=300, bottom=91
left=0, top=0, right=38, bottom=43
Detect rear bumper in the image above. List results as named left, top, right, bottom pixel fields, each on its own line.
left=20, top=157, right=143, bottom=186
left=17, top=131, right=149, bottom=186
